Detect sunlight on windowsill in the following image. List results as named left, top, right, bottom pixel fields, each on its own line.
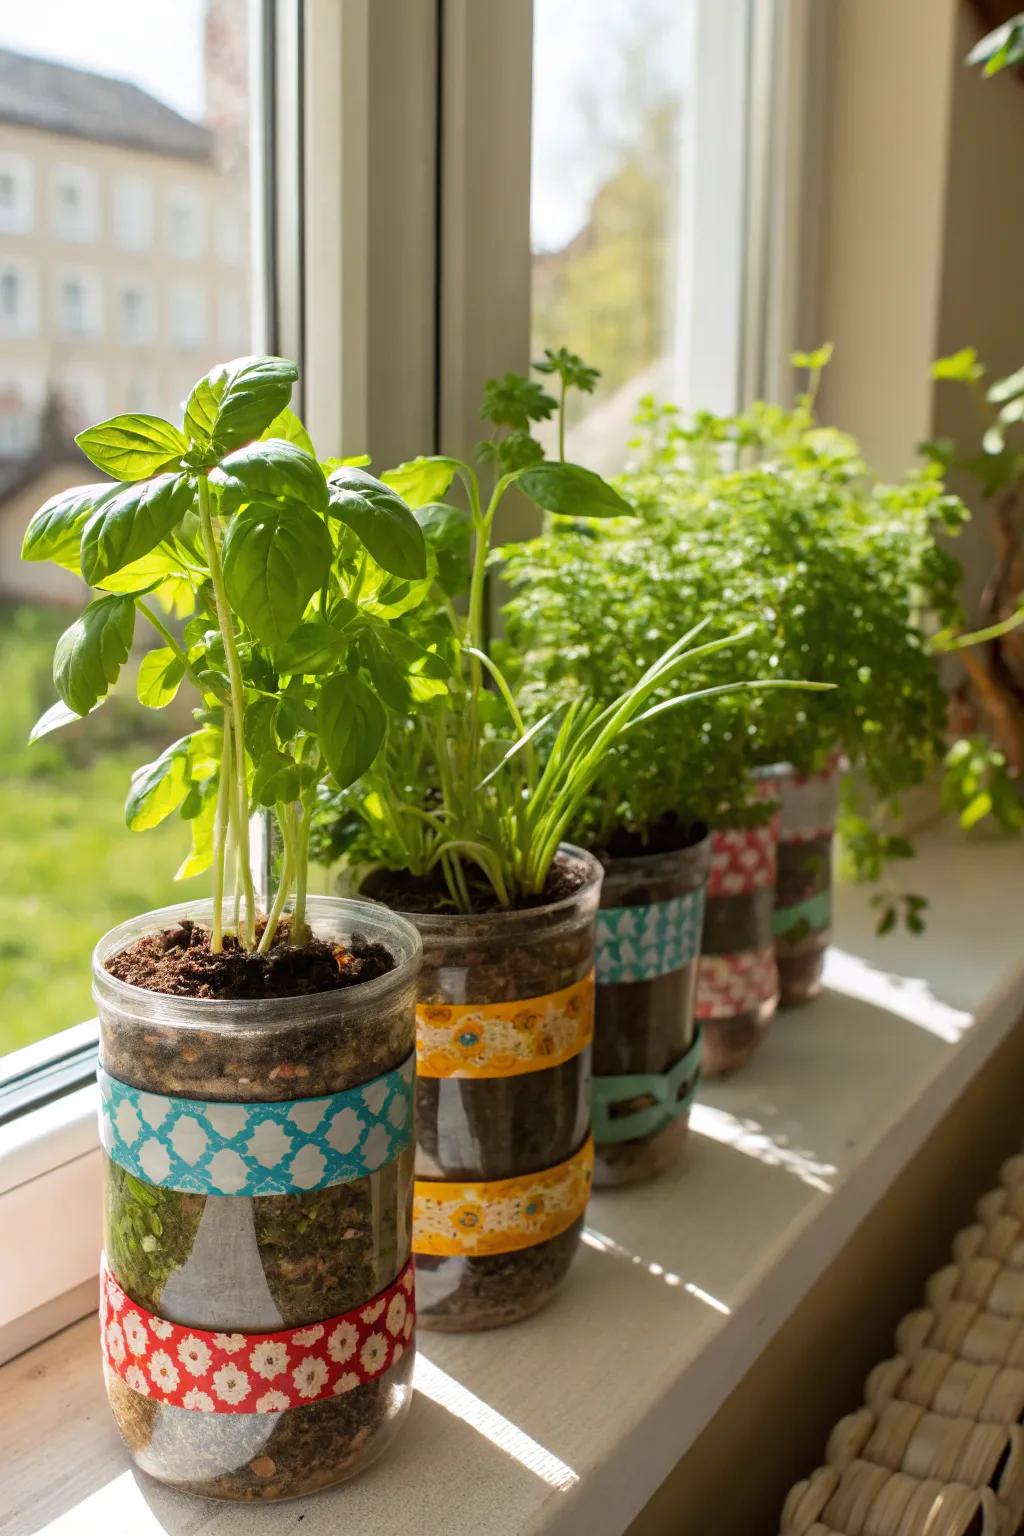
left=415, top=1356, right=579, bottom=1491
left=823, top=948, right=971, bottom=1044
left=691, top=1105, right=837, bottom=1194
left=582, top=1227, right=732, bottom=1315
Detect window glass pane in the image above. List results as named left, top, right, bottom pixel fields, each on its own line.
left=0, top=0, right=257, bottom=1058
left=530, top=0, right=696, bottom=471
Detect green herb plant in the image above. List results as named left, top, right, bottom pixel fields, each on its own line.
left=502, top=347, right=967, bottom=931
left=22, top=354, right=436, bottom=953
left=323, top=354, right=826, bottom=911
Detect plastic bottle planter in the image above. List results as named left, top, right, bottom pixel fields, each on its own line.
left=774, top=759, right=843, bottom=1007
left=94, top=897, right=421, bottom=1501
left=409, top=846, right=601, bottom=1331
left=591, top=833, right=711, bottom=1187
left=697, top=810, right=781, bottom=1078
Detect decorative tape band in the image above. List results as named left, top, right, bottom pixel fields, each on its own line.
left=99, top=1255, right=415, bottom=1414
left=707, top=820, right=779, bottom=898
left=98, top=1053, right=414, bottom=1197
left=696, top=948, right=779, bottom=1020
left=416, top=972, right=594, bottom=1080
left=773, top=888, right=832, bottom=937
left=596, top=888, right=705, bottom=984
left=592, top=1030, right=702, bottom=1145
left=412, top=1137, right=594, bottom=1258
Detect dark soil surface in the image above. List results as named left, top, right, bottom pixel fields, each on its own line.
left=361, top=856, right=588, bottom=915
left=601, top=815, right=708, bottom=861
left=104, top=918, right=394, bottom=1000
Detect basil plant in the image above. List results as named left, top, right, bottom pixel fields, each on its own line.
left=22, top=355, right=438, bottom=953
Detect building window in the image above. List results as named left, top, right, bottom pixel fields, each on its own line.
left=217, top=207, right=245, bottom=265
left=124, top=371, right=159, bottom=412
left=56, top=269, right=103, bottom=339
left=118, top=281, right=155, bottom=345
left=51, top=164, right=100, bottom=243
left=0, top=152, right=34, bottom=235
left=114, top=176, right=154, bottom=253
left=165, top=186, right=206, bottom=259
left=168, top=280, right=206, bottom=349
left=0, top=259, right=37, bottom=337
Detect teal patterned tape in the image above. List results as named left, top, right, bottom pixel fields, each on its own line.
left=596, top=887, right=705, bottom=984
left=98, top=1052, right=414, bottom=1197
left=773, top=888, right=832, bottom=937
left=592, top=1030, right=702, bottom=1145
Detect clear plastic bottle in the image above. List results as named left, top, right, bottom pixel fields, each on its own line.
left=592, top=832, right=711, bottom=1187
left=410, top=846, right=601, bottom=1331
left=94, top=896, right=420, bottom=1500
left=774, top=759, right=843, bottom=1006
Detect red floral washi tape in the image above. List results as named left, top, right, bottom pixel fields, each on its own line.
left=99, top=1255, right=415, bottom=1413
left=696, top=950, right=779, bottom=1019
left=706, top=820, right=779, bottom=898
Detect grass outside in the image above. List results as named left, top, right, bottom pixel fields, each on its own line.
left=1, top=602, right=205, bottom=1056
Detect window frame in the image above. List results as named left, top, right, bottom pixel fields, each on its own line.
left=0, top=0, right=807, bottom=1362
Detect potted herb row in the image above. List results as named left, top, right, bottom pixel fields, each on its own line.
left=23, top=357, right=443, bottom=1498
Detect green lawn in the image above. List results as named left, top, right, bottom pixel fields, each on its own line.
left=0, top=603, right=206, bottom=1056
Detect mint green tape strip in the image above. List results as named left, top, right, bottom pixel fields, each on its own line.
left=596, top=887, right=705, bottom=984
left=773, top=887, right=832, bottom=937
left=592, top=1029, right=702, bottom=1145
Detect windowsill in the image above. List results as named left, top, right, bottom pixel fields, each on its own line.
left=3, top=825, right=1023, bottom=1536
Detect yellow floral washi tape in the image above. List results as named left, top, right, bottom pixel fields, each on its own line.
left=412, top=1137, right=594, bottom=1257
left=415, top=971, right=595, bottom=1079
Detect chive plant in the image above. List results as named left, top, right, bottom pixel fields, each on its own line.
left=23, top=354, right=439, bottom=953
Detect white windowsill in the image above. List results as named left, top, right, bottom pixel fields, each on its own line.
left=2, top=825, right=1023, bottom=1535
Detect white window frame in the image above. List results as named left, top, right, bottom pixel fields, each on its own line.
left=165, top=184, right=206, bottom=260
left=0, top=0, right=801, bottom=1364
left=0, top=256, right=37, bottom=338
left=55, top=266, right=104, bottom=340
left=0, top=150, right=34, bottom=236
left=113, top=174, right=154, bottom=253
left=51, top=162, right=100, bottom=243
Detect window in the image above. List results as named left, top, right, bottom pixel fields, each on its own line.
left=0, top=151, right=33, bottom=235
left=0, top=369, right=43, bottom=453
left=217, top=205, right=245, bottom=265
left=0, top=258, right=37, bottom=337
left=168, top=279, right=206, bottom=348
left=165, top=184, right=206, bottom=259
left=51, top=163, right=100, bottom=242
left=118, top=279, right=155, bottom=345
left=56, top=363, right=107, bottom=431
left=56, top=268, right=103, bottom=339
left=113, top=175, right=154, bottom=252
left=218, top=287, right=247, bottom=350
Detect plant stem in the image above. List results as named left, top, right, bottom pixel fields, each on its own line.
left=558, top=375, right=566, bottom=462
left=258, top=803, right=295, bottom=954
left=291, top=799, right=311, bottom=946
left=210, top=720, right=234, bottom=953
left=197, top=474, right=256, bottom=948
left=136, top=600, right=205, bottom=693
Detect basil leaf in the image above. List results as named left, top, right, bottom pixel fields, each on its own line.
left=176, top=779, right=218, bottom=879
left=22, top=483, right=115, bottom=569
left=126, top=735, right=192, bottom=830
left=326, top=466, right=426, bottom=579
left=252, top=750, right=313, bottom=808
left=221, top=501, right=332, bottom=646
left=318, top=673, right=386, bottom=789
left=80, top=472, right=195, bottom=585
left=414, top=503, right=471, bottom=596
left=210, top=438, right=328, bottom=515
left=185, top=355, right=299, bottom=456
left=29, top=698, right=99, bottom=742
left=517, top=460, right=633, bottom=519
left=137, top=647, right=186, bottom=708
left=262, top=405, right=315, bottom=456
left=276, top=616, right=355, bottom=676
left=381, top=455, right=460, bottom=510
left=53, top=593, right=136, bottom=716
left=76, top=414, right=187, bottom=481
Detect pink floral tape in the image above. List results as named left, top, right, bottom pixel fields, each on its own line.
left=696, top=949, right=779, bottom=1020
left=99, top=1255, right=414, bottom=1414
left=706, top=820, right=779, bottom=898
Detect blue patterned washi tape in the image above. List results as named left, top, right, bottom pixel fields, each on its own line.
left=773, top=888, right=832, bottom=937
left=97, top=1052, right=414, bottom=1197
left=596, top=888, right=706, bottom=984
